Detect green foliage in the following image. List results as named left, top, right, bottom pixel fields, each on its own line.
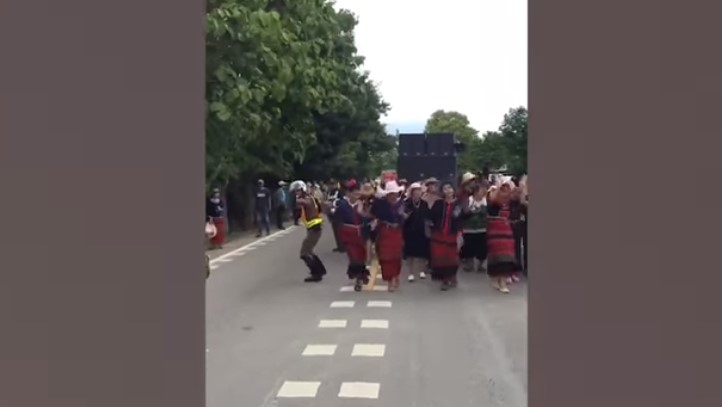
left=424, top=110, right=480, bottom=172
left=422, top=106, right=528, bottom=175
left=205, top=0, right=391, bottom=190
left=498, top=106, right=527, bottom=174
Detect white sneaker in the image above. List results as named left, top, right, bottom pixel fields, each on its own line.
left=419, top=271, right=427, bottom=279
left=408, top=275, right=415, bottom=282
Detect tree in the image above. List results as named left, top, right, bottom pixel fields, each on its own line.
left=422, top=107, right=528, bottom=176
left=206, top=0, right=391, bottom=188
left=424, top=110, right=480, bottom=172
left=205, top=0, right=391, bottom=227
left=499, top=106, right=528, bottom=174
left=467, top=130, right=510, bottom=172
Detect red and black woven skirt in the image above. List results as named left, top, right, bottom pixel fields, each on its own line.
left=429, top=230, right=459, bottom=281
left=376, top=223, right=404, bottom=281
left=486, top=216, right=517, bottom=277
left=339, top=224, right=368, bottom=279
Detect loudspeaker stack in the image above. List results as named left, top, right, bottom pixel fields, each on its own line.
left=396, top=133, right=460, bottom=183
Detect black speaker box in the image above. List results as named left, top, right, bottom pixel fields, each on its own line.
left=425, top=133, right=457, bottom=156
left=398, top=133, right=426, bottom=156
left=397, top=155, right=457, bottom=183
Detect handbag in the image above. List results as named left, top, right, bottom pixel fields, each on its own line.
left=205, top=221, right=217, bottom=238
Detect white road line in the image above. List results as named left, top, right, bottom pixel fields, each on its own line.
left=338, top=382, right=380, bottom=399
left=367, top=300, right=392, bottom=308
left=351, top=344, right=386, bottom=357
left=330, top=301, right=355, bottom=308
left=276, top=381, right=321, bottom=398
left=216, top=258, right=234, bottom=263
left=208, top=226, right=297, bottom=265
left=360, top=319, right=389, bottom=329
left=339, top=286, right=355, bottom=292
left=318, top=319, right=347, bottom=328
left=373, top=285, right=388, bottom=291
left=210, top=264, right=219, bottom=270
left=301, top=344, right=337, bottom=356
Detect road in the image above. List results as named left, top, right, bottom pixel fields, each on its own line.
left=206, top=225, right=527, bottom=407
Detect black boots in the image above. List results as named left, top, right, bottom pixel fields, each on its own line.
left=302, top=254, right=326, bottom=282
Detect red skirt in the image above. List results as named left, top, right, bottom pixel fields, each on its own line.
left=210, top=217, right=225, bottom=246
left=486, top=217, right=517, bottom=277
left=376, top=223, right=403, bottom=281
left=339, top=224, right=367, bottom=265
left=430, top=231, right=459, bottom=268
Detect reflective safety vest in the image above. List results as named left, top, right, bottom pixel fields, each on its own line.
left=301, top=198, right=324, bottom=229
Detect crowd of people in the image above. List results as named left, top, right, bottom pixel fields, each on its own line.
left=286, top=173, right=528, bottom=294
left=205, top=173, right=528, bottom=294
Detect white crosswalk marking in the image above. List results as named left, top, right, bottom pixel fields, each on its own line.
left=302, top=344, right=337, bottom=356
left=338, top=382, right=381, bottom=399
left=360, top=319, right=389, bottom=329
left=318, top=319, right=347, bottom=328
left=351, top=344, right=386, bottom=357
left=276, top=381, right=321, bottom=398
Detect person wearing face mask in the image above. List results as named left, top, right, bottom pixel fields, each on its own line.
left=427, top=181, right=464, bottom=291
left=206, top=188, right=225, bottom=250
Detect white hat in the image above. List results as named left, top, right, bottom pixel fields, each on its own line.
left=461, top=172, right=477, bottom=184
left=383, top=180, right=403, bottom=194
left=289, top=180, right=307, bottom=192
left=409, top=182, right=423, bottom=190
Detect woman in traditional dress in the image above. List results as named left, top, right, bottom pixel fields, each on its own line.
left=486, top=180, right=519, bottom=293
left=359, top=182, right=377, bottom=263
left=458, top=172, right=477, bottom=202
left=427, top=181, right=464, bottom=291
left=402, top=182, right=430, bottom=282
left=460, top=181, right=489, bottom=273
left=336, top=180, right=370, bottom=291
left=206, top=188, right=225, bottom=250
left=421, top=177, right=440, bottom=207
left=368, top=181, right=408, bottom=291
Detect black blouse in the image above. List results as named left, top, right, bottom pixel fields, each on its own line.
left=403, top=198, right=429, bottom=235
left=427, top=199, right=463, bottom=234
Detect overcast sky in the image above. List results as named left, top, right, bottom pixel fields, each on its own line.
left=333, top=0, right=527, bottom=134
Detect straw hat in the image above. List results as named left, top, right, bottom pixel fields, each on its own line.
left=425, top=177, right=439, bottom=185
left=461, top=172, right=477, bottom=185
left=360, top=183, right=375, bottom=196
left=409, top=182, right=423, bottom=190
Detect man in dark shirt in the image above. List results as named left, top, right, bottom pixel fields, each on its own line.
left=255, top=179, right=272, bottom=237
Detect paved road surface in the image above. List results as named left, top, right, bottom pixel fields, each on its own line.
left=206, top=225, right=527, bottom=407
